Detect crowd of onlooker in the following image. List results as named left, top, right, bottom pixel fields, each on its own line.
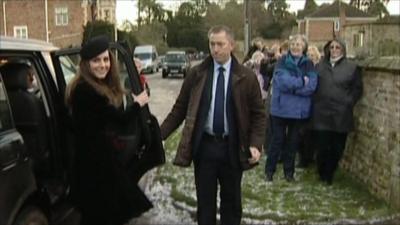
left=243, top=35, right=363, bottom=185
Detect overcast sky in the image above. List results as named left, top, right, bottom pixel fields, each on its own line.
left=116, top=0, right=400, bottom=25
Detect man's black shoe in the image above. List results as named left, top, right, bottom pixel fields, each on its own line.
left=284, top=175, right=295, bottom=182
left=296, top=161, right=308, bottom=168
left=265, top=173, right=273, bottom=182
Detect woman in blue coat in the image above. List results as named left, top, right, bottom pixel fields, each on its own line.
left=265, top=34, right=318, bottom=182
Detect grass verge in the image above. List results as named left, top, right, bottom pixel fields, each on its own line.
left=154, top=130, right=399, bottom=223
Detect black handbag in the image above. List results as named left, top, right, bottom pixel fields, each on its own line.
left=108, top=108, right=165, bottom=183
left=126, top=113, right=165, bottom=183
left=107, top=114, right=143, bottom=167
left=111, top=133, right=141, bottom=166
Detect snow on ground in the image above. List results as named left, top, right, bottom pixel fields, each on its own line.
left=129, top=131, right=400, bottom=225
left=129, top=178, right=196, bottom=225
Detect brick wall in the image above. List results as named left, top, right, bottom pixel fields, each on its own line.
left=0, top=0, right=86, bottom=48
left=48, top=0, right=85, bottom=48
left=0, top=1, right=46, bottom=40
left=341, top=57, right=400, bottom=210
left=308, top=21, right=334, bottom=42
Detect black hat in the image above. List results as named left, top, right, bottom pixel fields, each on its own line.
left=80, top=35, right=110, bottom=60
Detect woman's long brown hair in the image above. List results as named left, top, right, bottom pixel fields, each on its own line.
left=65, top=50, right=125, bottom=108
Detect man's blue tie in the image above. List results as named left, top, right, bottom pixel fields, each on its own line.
left=213, top=67, right=225, bottom=135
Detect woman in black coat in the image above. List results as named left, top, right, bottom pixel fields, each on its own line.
left=312, top=38, right=363, bottom=185
left=65, top=35, right=152, bottom=225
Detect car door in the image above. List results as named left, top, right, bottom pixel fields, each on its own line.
left=51, top=42, right=165, bottom=183
left=0, top=74, right=36, bottom=225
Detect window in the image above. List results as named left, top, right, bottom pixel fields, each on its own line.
left=0, top=78, right=14, bottom=132
left=13, top=26, right=28, bottom=39
left=353, top=33, right=364, bottom=48
left=334, top=20, right=340, bottom=31
left=55, top=7, right=68, bottom=26
left=104, top=9, right=110, bottom=21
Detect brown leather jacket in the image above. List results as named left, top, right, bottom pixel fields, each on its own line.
left=160, top=55, right=266, bottom=170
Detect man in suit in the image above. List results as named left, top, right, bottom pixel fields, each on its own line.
left=160, top=25, right=266, bottom=225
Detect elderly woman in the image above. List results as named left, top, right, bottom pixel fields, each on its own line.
left=265, top=34, right=318, bottom=182
left=307, top=45, right=321, bottom=66
left=312, top=38, right=363, bottom=185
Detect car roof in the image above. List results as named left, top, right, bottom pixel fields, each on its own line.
left=166, top=51, right=185, bottom=55
left=0, top=36, right=59, bottom=52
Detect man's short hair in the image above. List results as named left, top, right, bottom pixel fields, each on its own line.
left=207, top=25, right=235, bottom=41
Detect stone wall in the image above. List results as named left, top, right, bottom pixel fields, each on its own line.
left=341, top=56, right=400, bottom=210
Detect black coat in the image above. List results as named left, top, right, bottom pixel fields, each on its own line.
left=312, top=40, right=363, bottom=133
left=70, top=81, right=152, bottom=225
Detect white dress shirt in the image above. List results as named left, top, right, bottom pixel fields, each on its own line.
left=204, top=58, right=232, bottom=136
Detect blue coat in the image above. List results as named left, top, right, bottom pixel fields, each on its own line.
left=270, top=52, right=318, bottom=119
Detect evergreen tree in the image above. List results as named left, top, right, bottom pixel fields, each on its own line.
left=297, top=0, right=318, bottom=18
left=350, top=0, right=390, bottom=18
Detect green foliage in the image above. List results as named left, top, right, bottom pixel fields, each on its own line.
left=165, top=2, right=208, bottom=51
left=259, top=0, right=297, bottom=39
left=368, top=1, right=390, bottom=18
left=260, top=22, right=283, bottom=39
left=117, top=30, right=139, bottom=52
left=203, top=1, right=244, bottom=40
left=133, top=21, right=169, bottom=53
left=350, top=0, right=390, bottom=18
left=297, top=0, right=318, bottom=18
left=138, top=0, right=165, bottom=25
left=82, top=20, right=115, bottom=44
left=266, top=0, right=291, bottom=22
left=123, top=0, right=298, bottom=52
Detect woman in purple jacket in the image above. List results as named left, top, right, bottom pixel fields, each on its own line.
left=265, top=34, right=318, bottom=182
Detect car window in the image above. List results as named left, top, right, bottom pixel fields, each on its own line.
left=59, top=56, right=78, bottom=85
left=166, top=54, right=186, bottom=62
left=0, top=76, right=14, bottom=132
left=135, top=53, right=151, bottom=60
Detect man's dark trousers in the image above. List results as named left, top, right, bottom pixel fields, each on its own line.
left=194, top=134, right=243, bottom=225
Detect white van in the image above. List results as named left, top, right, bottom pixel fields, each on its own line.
left=134, top=45, right=159, bottom=73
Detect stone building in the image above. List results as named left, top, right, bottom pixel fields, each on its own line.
left=296, top=0, right=378, bottom=49
left=0, top=0, right=116, bottom=48
left=343, top=16, right=400, bottom=58
left=96, top=0, right=116, bottom=24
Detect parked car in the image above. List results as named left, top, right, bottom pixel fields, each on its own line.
left=162, top=51, right=191, bottom=78
left=0, top=36, right=164, bottom=225
left=134, top=45, right=159, bottom=74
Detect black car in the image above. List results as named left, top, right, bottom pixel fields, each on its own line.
left=0, top=36, right=164, bottom=225
left=162, top=51, right=191, bottom=78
